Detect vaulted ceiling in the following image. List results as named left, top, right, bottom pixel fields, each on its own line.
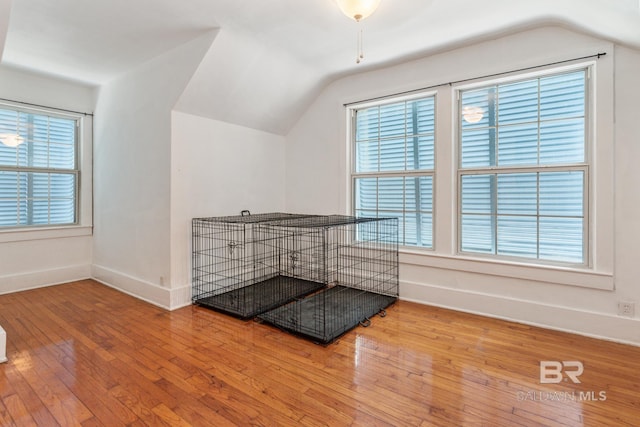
left=1, top=0, right=639, bottom=134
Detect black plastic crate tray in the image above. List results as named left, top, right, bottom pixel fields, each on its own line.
left=258, top=285, right=397, bottom=344
left=195, top=275, right=325, bottom=319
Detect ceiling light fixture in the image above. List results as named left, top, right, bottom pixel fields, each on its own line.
left=0, top=133, right=25, bottom=148
left=336, top=0, right=381, bottom=22
left=335, top=0, right=381, bottom=64
left=462, top=106, right=484, bottom=124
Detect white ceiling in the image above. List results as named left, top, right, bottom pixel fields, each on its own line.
left=1, top=0, right=640, bottom=134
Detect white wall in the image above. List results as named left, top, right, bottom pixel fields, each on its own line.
left=612, top=44, right=640, bottom=318
left=0, top=65, right=95, bottom=294
left=169, top=112, right=287, bottom=307
left=92, top=31, right=215, bottom=308
left=285, top=26, right=640, bottom=345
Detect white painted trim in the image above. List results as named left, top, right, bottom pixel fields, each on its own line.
left=169, top=284, right=192, bottom=310
left=91, top=264, right=172, bottom=310
left=0, top=265, right=91, bottom=295
left=0, top=225, right=92, bottom=244
left=400, top=251, right=614, bottom=290
left=400, top=280, right=640, bottom=347
left=0, top=324, right=7, bottom=363
left=0, top=263, right=191, bottom=311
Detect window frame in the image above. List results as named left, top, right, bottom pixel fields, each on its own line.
left=0, top=101, right=86, bottom=233
left=348, top=91, right=437, bottom=250
left=455, top=64, right=593, bottom=268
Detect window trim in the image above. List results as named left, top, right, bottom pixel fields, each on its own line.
left=454, top=63, right=593, bottom=268
left=457, top=166, right=590, bottom=268
left=343, top=56, right=612, bottom=289
left=348, top=90, right=437, bottom=249
left=0, top=100, right=92, bottom=240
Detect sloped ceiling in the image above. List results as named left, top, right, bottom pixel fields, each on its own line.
left=1, top=0, right=640, bottom=135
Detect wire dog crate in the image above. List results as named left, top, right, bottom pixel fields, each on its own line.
left=256, top=215, right=399, bottom=344
left=191, top=212, right=324, bottom=319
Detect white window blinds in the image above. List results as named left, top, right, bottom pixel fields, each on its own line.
left=0, top=106, right=78, bottom=227
left=458, top=69, right=588, bottom=264
left=352, top=95, right=435, bottom=248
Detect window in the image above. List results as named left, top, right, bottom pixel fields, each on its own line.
left=351, top=95, right=435, bottom=248
left=458, top=69, right=588, bottom=264
left=0, top=105, right=79, bottom=228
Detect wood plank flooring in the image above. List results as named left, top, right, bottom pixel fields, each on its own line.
left=0, top=279, right=639, bottom=426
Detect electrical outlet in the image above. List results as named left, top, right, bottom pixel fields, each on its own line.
left=618, top=301, right=635, bottom=317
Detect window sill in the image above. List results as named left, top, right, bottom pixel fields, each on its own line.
left=0, top=225, right=93, bottom=244
left=399, top=248, right=614, bottom=291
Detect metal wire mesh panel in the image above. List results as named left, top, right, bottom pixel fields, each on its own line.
left=191, top=212, right=323, bottom=318
left=257, top=216, right=399, bottom=343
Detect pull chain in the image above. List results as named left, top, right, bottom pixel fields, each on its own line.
left=358, top=28, right=364, bottom=63
left=356, top=25, right=364, bottom=64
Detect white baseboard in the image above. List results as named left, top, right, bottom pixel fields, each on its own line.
left=0, top=324, right=6, bottom=363
left=401, top=280, right=640, bottom=347
left=92, top=264, right=173, bottom=310
left=91, top=265, right=192, bottom=310
left=170, top=285, right=192, bottom=310
left=0, top=265, right=91, bottom=296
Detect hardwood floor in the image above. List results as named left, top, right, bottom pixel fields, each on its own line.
left=0, top=280, right=639, bottom=426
